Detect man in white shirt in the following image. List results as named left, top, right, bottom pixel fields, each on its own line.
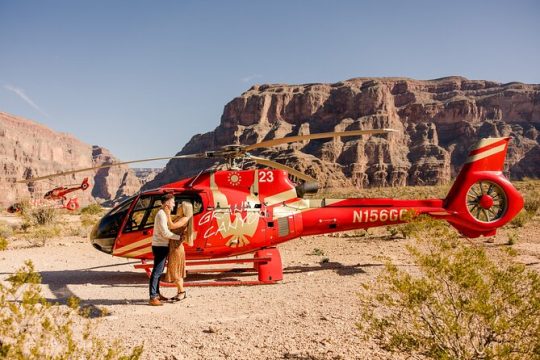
left=149, top=193, right=183, bottom=306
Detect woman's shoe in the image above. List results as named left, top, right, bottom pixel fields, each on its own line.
left=171, top=291, right=187, bottom=302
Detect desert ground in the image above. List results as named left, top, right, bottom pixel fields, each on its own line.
left=1, top=183, right=539, bottom=360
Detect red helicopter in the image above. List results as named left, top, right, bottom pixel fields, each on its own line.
left=8, top=177, right=90, bottom=213
left=43, top=177, right=90, bottom=211
left=18, top=130, right=524, bottom=286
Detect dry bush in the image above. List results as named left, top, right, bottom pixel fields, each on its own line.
left=65, top=225, right=88, bottom=238
left=23, top=207, right=59, bottom=226
left=507, top=231, right=519, bottom=245
left=386, top=226, right=399, bottom=238
left=0, top=221, right=13, bottom=239
left=0, top=260, right=143, bottom=359
left=81, top=213, right=100, bottom=228
left=309, top=248, right=326, bottom=256
left=27, top=225, right=62, bottom=247
left=0, top=237, right=7, bottom=251
left=523, top=192, right=540, bottom=216
left=15, top=224, right=63, bottom=247
left=13, top=199, right=32, bottom=215
left=80, top=204, right=104, bottom=216
left=359, top=218, right=540, bottom=360
left=509, top=210, right=533, bottom=228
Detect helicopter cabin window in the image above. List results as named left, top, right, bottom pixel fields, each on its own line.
left=122, top=193, right=203, bottom=233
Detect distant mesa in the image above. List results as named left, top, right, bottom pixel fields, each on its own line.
left=145, top=76, right=540, bottom=190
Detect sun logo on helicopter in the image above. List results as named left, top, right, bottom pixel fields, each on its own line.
left=227, top=172, right=242, bottom=186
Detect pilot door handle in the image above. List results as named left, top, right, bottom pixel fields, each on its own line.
left=143, top=230, right=150, bottom=236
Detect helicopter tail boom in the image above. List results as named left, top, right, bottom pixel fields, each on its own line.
left=443, top=137, right=523, bottom=237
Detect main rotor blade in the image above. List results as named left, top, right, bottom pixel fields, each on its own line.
left=245, top=128, right=397, bottom=151
left=16, top=154, right=206, bottom=183
left=248, top=155, right=317, bottom=183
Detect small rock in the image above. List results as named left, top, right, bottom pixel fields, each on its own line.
left=203, top=326, right=219, bottom=334
left=284, top=350, right=303, bottom=359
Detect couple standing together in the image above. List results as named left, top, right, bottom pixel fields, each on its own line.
left=149, top=193, right=194, bottom=306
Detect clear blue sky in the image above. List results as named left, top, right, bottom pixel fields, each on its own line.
left=1, top=0, right=539, bottom=167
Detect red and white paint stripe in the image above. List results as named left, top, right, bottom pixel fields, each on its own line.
left=465, top=137, right=508, bottom=164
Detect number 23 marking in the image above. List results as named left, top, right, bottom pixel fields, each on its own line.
left=259, top=171, right=274, bottom=183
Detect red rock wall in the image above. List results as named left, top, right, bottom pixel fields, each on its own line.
left=147, top=77, right=539, bottom=190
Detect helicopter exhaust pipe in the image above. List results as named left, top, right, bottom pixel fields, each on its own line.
left=295, top=181, right=319, bottom=198
left=443, top=137, right=523, bottom=238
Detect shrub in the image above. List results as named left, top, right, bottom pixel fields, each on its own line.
left=25, top=225, right=62, bottom=247
left=0, top=236, right=7, bottom=251
left=507, top=231, right=519, bottom=245
left=24, top=207, right=59, bottom=226
left=396, top=213, right=456, bottom=240
left=386, top=226, right=399, bottom=239
left=13, top=199, right=32, bottom=215
left=0, top=221, right=13, bottom=238
left=359, top=220, right=540, bottom=360
left=81, top=213, right=100, bottom=228
left=0, top=260, right=144, bottom=359
left=509, top=210, right=532, bottom=228
left=524, top=193, right=540, bottom=215
left=309, top=248, right=326, bottom=256
left=81, top=203, right=104, bottom=216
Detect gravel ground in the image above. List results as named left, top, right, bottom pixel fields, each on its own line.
left=1, top=213, right=539, bottom=359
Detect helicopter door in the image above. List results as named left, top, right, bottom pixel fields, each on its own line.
left=112, top=194, right=162, bottom=259
left=170, top=192, right=206, bottom=253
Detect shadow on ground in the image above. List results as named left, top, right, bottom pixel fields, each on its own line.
left=22, top=261, right=378, bottom=310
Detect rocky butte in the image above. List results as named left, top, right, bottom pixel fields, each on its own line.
left=146, top=76, right=540, bottom=190
left=0, top=112, right=141, bottom=207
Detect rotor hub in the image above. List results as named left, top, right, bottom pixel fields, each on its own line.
left=478, top=194, right=494, bottom=209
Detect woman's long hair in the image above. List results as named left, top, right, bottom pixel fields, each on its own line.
left=181, top=201, right=195, bottom=247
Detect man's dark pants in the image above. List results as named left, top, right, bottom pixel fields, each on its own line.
left=149, top=245, right=169, bottom=299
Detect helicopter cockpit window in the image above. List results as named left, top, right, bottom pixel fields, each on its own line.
left=92, top=194, right=137, bottom=240
left=122, top=193, right=203, bottom=233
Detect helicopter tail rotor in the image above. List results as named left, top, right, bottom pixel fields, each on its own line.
left=444, top=137, right=523, bottom=237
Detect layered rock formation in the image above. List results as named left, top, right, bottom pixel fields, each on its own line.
left=147, top=77, right=540, bottom=190
left=0, top=112, right=142, bottom=207
left=133, top=168, right=163, bottom=185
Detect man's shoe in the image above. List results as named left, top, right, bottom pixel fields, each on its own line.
left=149, top=297, right=163, bottom=306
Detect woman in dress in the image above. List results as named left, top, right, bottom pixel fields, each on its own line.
left=164, top=201, right=194, bottom=301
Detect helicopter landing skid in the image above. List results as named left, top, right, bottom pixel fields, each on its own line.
left=135, top=247, right=283, bottom=287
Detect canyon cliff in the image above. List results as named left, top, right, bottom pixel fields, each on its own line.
left=0, top=112, right=142, bottom=207
left=147, top=76, right=540, bottom=190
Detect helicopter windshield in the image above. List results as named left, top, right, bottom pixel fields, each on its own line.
left=90, top=194, right=138, bottom=253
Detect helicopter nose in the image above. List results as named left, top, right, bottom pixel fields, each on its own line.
left=89, top=219, right=115, bottom=254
